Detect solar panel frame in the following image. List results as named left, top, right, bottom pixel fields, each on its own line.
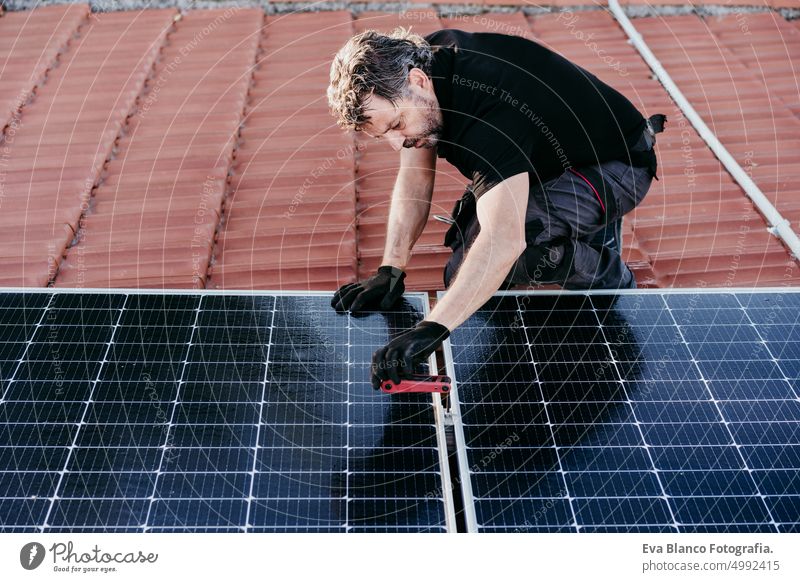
left=0, top=288, right=456, bottom=533
left=440, top=288, right=800, bottom=533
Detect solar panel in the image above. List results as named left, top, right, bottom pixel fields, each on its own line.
left=0, top=290, right=455, bottom=532
left=442, top=290, right=800, bottom=533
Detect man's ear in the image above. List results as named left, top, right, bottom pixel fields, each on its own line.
left=407, top=67, right=431, bottom=90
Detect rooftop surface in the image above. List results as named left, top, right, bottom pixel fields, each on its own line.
left=1, top=2, right=799, bottom=291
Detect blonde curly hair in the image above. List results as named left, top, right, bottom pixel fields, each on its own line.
left=327, top=27, right=433, bottom=131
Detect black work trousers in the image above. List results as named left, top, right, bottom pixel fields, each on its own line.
left=443, top=155, right=653, bottom=290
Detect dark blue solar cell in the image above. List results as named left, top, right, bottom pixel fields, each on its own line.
left=745, top=307, right=800, bottom=326
left=472, top=472, right=565, bottom=499
left=574, top=498, right=672, bottom=526
left=475, top=498, right=573, bottom=528
left=183, top=362, right=265, bottom=383
left=69, top=447, right=161, bottom=472
left=348, top=472, right=439, bottom=499
left=670, top=496, right=771, bottom=525
left=0, top=293, right=50, bottom=309
left=738, top=293, right=800, bottom=309
left=778, top=359, right=800, bottom=379
left=100, top=362, right=182, bottom=383
left=764, top=497, right=800, bottom=524
left=765, top=342, right=800, bottom=359
left=14, top=361, right=101, bottom=382
left=165, top=447, right=255, bottom=473
left=547, top=401, right=633, bottom=424
left=559, top=446, right=653, bottom=472
left=349, top=424, right=436, bottom=448
left=0, top=423, right=75, bottom=447
left=202, top=295, right=274, bottom=312
left=24, top=342, right=108, bottom=362
left=48, top=499, right=149, bottom=528
left=468, top=447, right=559, bottom=473
left=453, top=362, right=537, bottom=384
left=619, top=360, right=701, bottom=382
left=93, top=380, right=178, bottom=403
left=125, top=294, right=200, bottom=311
left=0, top=324, right=37, bottom=343
left=181, top=381, right=262, bottom=403
left=759, top=325, right=800, bottom=343
left=0, top=472, right=59, bottom=498
left=672, top=308, right=750, bottom=326
left=631, top=401, right=722, bottom=423
left=174, top=402, right=260, bottom=425
left=626, top=380, right=709, bottom=401
left=120, top=309, right=197, bottom=328
left=697, top=360, right=784, bottom=380
left=680, top=325, right=759, bottom=343
left=457, top=380, right=540, bottom=404
left=641, top=422, right=732, bottom=446
left=664, top=293, right=740, bottom=309
left=463, top=423, right=552, bottom=448
left=650, top=446, right=744, bottom=471
left=565, top=471, right=661, bottom=497
left=752, top=470, right=800, bottom=495
left=728, top=422, right=800, bottom=446
left=461, top=403, right=546, bottom=426
left=148, top=500, right=248, bottom=527
left=249, top=499, right=346, bottom=527
left=156, top=473, right=251, bottom=499
left=256, top=447, right=345, bottom=473
left=660, top=470, right=758, bottom=496
left=531, top=342, right=613, bottom=363
left=1, top=402, right=84, bottom=424
left=582, top=525, right=677, bottom=533
left=689, top=341, right=770, bottom=361
left=526, top=326, right=604, bottom=345
left=719, top=400, right=800, bottom=422
left=0, top=446, right=69, bottom=471
left=196, top=310, right=271, bottom=329
left=259, top=423, right=346, bottom=449
left=707, top=379, right=795, bottom=401
left=75, top=424, right=165, bottom=448
left=540, top=381, right=627, bottom=402
left=173, top=424, right=258, bottom=448
left=108, top=342, right=190, bottom=363
left=552, top=423, right=643, bottom=447
left=740, top=445, right=800, bottom=470
left=59, top=472, right=156, bottom=499
left=0, top=498, right=50, bottom=526
left=349, top=499, right=444, bottom=527
left=252, top=472, right=345, bottom=499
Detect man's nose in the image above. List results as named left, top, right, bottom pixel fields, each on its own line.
left=385, top=132, right=404, bottom=151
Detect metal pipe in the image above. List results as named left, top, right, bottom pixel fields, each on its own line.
left=608, top=0, right=800, bottom=261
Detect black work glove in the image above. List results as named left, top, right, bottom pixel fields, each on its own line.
left=331, top=265, right=406, bottom=313
left=371, top=321, right=450, bottom=389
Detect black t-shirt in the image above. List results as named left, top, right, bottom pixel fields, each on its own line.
left=425, top=29, right=647, bottom=199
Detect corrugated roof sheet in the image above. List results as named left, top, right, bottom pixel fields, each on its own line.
left=1, top=4, right=798, bottom=290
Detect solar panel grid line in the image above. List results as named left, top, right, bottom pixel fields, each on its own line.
left=512, top=297, right=581, bottom=530
left=0, top=294, right=56, bottom=404
left=39, top=295, right=129, bottom=532
left=443, top=289, right=800, bottom=533
left=660, top=300, right=782, bottom=532
left=0, top=290, right=458, bottom=532
left=244, top=297, right=277, bottom=532
left=585, top=303, right=681, bottom=532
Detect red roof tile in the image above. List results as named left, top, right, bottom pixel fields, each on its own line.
left=207, top=10, right=358, bottom=290
left=2, top=6, right=798, bottom=291
left=0, top=4, right=88, bottom=131
left=55, top=9, right=262, bottom=289
left=1, top=7, right=173, bottom=287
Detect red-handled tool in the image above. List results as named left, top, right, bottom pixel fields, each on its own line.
left=380, top=374, right=451, bottom=394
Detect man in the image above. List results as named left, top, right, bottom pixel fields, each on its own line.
left=326, top=27, right=665, bottom=388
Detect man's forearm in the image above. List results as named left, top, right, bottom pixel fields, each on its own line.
left=382, top=168, right=434, bottom=270
left=427, top=234, right=522, bottom=330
